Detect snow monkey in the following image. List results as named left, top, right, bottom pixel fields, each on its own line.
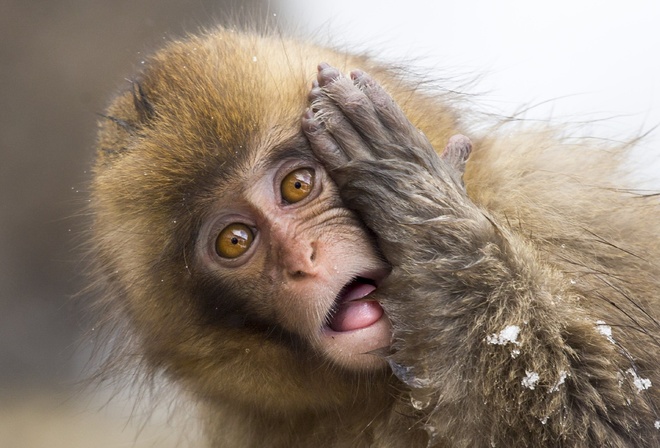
left=91, top=27, right=660, bottom=447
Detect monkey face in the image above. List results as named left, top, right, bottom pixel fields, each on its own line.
left=92, top=31, right=404, bottom=408
left=194, top=142, right=392, bottom=370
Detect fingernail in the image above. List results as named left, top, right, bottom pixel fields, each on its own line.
left=350, top=69, right=364, bottom=80
left=317, top=62, right=341, bottom=87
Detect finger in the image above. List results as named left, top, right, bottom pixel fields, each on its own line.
left=351, top=69, right=434, bottom=152
left=310, top=70, right=376, bottom=162
left=317, top=64, right=394, bottom=159
left=302, top=108, right=349, bottom=170
left=440, top=134, right=472, bottom=175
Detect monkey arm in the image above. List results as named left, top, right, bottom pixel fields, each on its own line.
left=303, top=64, right=659, bottom=447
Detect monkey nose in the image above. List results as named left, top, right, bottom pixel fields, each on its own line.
left=280, top=238, right=318, bottom=278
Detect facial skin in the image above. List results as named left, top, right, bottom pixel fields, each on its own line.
left=196, top=146, right=392, bottom=370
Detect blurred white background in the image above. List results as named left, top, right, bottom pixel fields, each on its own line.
left=283, top=0, right=660, bottom=181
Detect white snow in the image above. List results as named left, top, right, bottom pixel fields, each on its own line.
left=626, top=368, right=652, bottom=392
left=595, top=320, right=616, bottom=344
left=549, top=370, right=569, bottom=393
left=486, top=325, right=521, bottom=346
left=522, top=371, right=540, bottom=390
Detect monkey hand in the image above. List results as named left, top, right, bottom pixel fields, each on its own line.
left=303, top=63, right=492, bottom=266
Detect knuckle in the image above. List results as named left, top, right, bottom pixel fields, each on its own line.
left=342, top=91, right=371, bottom=114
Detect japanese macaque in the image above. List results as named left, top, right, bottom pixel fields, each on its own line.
left=91, top=26, right=660, bottom=447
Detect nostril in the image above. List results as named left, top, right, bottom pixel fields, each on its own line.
left=310, top=242, right=317, bottom=262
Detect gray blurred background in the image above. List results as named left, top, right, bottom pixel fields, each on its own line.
left=1, top=0, right=658, bottom=446
left=1, top=0, right=267, bottom=393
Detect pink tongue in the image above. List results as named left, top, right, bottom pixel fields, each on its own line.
left=330, top=283, right=383, bottom=332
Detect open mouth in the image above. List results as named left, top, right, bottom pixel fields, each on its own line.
left=326, top=276, right=384, bottom=332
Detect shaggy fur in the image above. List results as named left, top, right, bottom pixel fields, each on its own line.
left=91, top=27, right=660, bottom=447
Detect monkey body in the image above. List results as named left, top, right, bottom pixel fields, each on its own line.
left=92, top=28, right=660, bottom=447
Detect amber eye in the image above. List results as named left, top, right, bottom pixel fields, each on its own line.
left=281, top=168, right=315, bottom=204
left=215, top=223, right=254, bottom=259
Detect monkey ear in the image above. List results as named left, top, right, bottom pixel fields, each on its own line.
left=100, top=78, right=155, bottom=133
left=131, top=80, right=155, bottom=123
left=440, top=134, right=472, bottom=176
left=96, top=79, right=156, bottom=159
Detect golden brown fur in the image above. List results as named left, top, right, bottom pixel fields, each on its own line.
left=91, top=26, right=660, bottom=447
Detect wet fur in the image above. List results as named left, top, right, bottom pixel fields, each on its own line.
left=91, top=27, right=660, bottom=447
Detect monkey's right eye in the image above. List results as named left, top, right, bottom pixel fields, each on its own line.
left=215, top=223, right=254, bottom=259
